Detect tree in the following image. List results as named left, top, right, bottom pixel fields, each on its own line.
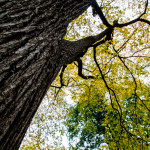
left=0, top=0, right=150, bottom=149
left=0, top=0, right=91, bottom=149
left=66, top=82, right=150, bottom=149
left=66, top=86, right=106, bottom=149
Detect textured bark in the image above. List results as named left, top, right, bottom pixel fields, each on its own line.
left=0, top=0, right=113, bottom=149
left=0, top=0, right=91, bottom=149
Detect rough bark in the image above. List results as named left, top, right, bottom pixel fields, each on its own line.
left=0, top=0, right=113, bottom=149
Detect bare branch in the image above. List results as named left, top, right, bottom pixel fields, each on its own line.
left=76, top=57, right=95, bottom=79
left=121, top=56, right=150, bottom=59
left=139, top=18, right=150, bottom=25
left=91, top=0, right=111, bottom=27
left=113, top=47, right=137, bottom=92
left=115, top=18, right=150, bottom=27
left=74, top=62, right=97, bottom=74
left=137, top=95, right=150, bottom=113
left=93, top=46, right=121, bottom=113
left=114, top=0, right=150, bottom=27
left=60, top=65, right=67, bottom=86
left=117, top=27, right=139, bottom=53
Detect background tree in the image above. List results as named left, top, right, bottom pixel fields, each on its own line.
left=0, top=0, right=150, bottom=149
left=65, top=82, right=150, bottom=149
left=66, top=85, right=106, bottom=150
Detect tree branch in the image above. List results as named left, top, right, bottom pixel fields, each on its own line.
left=114, top=0, right=150, bottom=27
left=61, top=26, right=113, bottom=65
left=60, top=65, right=67, bottom=86
left=76, top=57, right=95, bottom=79
left=91, top=0, right=111, bottom=27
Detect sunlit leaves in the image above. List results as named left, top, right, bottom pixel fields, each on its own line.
left=66, top=84, right=107, bottom=149
left=66, top=83, right=150, bottom=149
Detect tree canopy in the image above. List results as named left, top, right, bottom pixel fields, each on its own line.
left=66, top=83, right=150, bottom=149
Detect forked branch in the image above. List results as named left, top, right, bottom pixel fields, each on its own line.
left=114, top=0, right=150, bottom=27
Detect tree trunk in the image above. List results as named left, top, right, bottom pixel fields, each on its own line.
left=0, top=0, right=91, bottom=149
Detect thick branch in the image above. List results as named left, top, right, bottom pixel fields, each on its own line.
left=61, top=26, right=113, bottom=65
left=91, top=0, right=111, bottom=27
left=76, top=57, right=95, bottom=79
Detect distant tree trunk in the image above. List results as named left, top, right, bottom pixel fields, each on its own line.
left=0, top=0, right=90, bottom=149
